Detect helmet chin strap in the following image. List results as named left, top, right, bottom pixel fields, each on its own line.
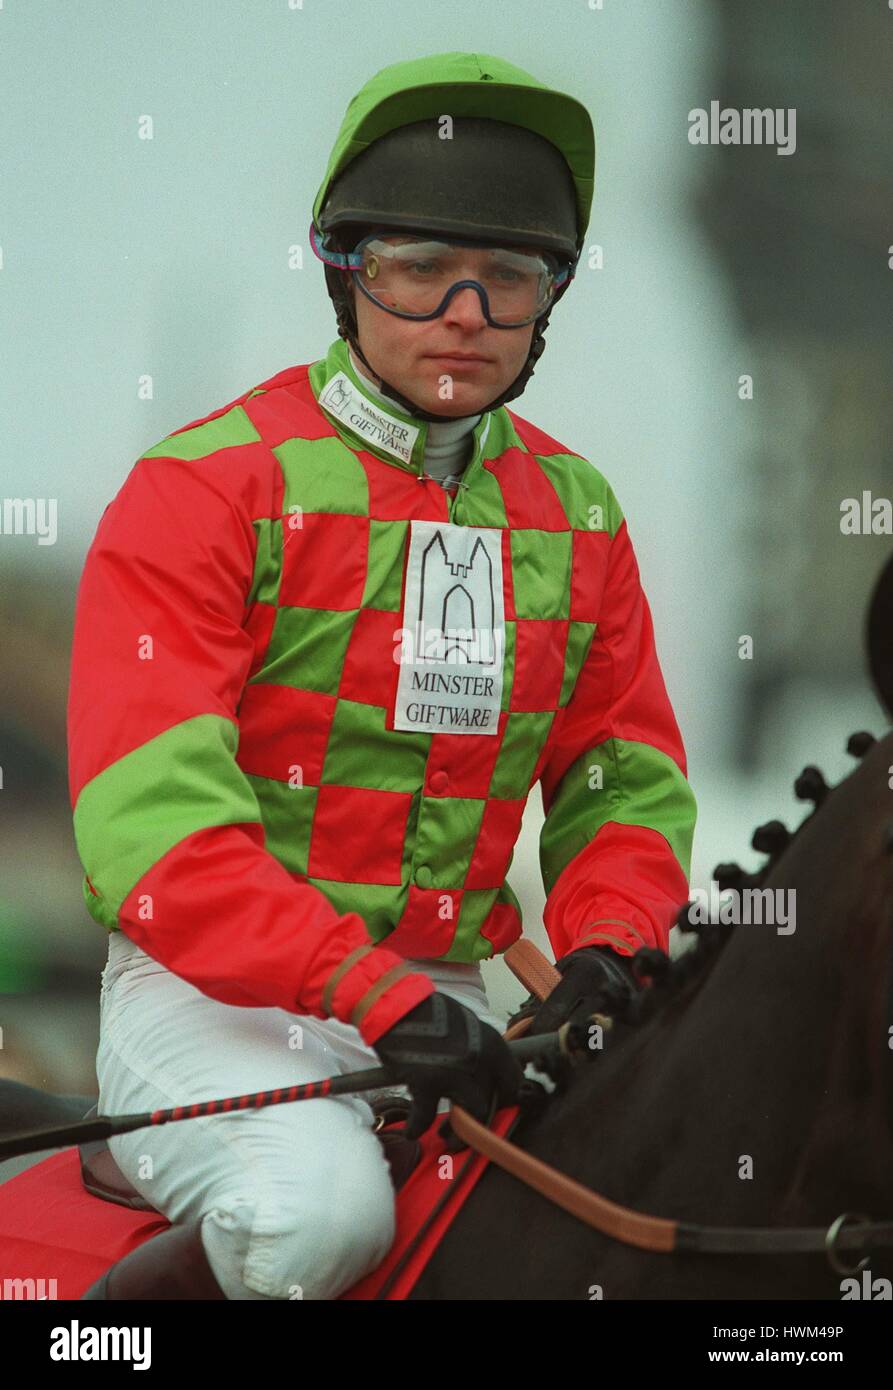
left=327, top=266, right=565, bottom=422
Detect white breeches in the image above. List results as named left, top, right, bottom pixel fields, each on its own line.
left=95, top=931, right=506, bottom=1300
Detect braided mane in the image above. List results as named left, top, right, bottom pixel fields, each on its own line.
left=609, top=734, right=876, bottom=1030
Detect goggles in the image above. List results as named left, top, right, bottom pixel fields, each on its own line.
left=310, top=223, right=575, bottom=328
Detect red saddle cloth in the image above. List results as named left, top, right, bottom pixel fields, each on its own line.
left=340, top=1104, right=519, bottom=1299
left=0, top=1106, right=519, bottom=1300
left=0, top=1150, right=169, bottom=1299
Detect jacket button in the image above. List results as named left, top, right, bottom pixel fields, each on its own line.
left=415, top=864, right=432, bottom=888
left=429, top=770, right=449, bottom=794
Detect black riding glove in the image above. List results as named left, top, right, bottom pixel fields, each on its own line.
left=373, top=991, right=524, bottom=1141
left=524, top=945, right=640, bottom=1037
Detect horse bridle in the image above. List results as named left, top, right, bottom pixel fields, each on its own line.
left=449, top=939, right=893, bottom=1277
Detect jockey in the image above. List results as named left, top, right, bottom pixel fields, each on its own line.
left=69, top=51, right=697, bottom=1300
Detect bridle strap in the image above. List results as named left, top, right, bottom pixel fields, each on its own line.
left=487, top=941, right=893, bottom=1269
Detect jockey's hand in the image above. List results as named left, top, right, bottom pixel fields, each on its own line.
left=373, top=992, right=524, bottom=1141
left=525, top=945, right=640, bottom=1037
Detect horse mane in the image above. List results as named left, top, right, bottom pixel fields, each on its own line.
left=608, top=795, right=835, bottom=1028
left=616, top=918, right=739, bottom=1029
left=602, top=732, right=882, bottom=1032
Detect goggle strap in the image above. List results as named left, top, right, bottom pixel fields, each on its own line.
left=309, top=222, right=364, bottom=270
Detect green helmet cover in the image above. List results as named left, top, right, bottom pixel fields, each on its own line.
left=313, top=51, right=595, bottom=252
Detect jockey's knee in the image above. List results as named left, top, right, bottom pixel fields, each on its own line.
left=199, top=1183, right=396, bottom=1300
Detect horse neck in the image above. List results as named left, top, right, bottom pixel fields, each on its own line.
left=549, top=739, right=893, bottom=1229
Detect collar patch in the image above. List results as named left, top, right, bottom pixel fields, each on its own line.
left=319, top=371, right=420, bottom=466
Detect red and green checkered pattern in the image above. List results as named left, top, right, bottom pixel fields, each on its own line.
left=67, top=336, right=696, bottom=1042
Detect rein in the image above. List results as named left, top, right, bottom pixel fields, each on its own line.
left=460, top=940, right=892, bottom=1275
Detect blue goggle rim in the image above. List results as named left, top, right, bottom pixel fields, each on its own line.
left=309, top=222, right=577, bottom=328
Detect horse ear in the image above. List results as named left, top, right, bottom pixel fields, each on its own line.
left=866, top=551, right=893, bottom=719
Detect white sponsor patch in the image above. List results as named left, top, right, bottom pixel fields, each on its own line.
left=394, top=520, right=505, bottom=735
left=318, top=372, right=420, bottom=466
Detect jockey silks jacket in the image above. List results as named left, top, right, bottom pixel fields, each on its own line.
left=67, top=336, right=697, bottom=1045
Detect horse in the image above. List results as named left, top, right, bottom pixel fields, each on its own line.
left=1, top=555, right=891, bottom=1300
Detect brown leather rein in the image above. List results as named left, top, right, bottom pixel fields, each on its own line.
left=446, top=939, right=893, bottom=1275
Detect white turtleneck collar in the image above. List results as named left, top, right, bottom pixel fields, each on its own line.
left=348, top=346, right=482, bottom=489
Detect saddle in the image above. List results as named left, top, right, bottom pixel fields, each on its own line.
left=77, top=1099, right=423, bottom=1212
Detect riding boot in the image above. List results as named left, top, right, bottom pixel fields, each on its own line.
left=80, top=1218, right=227, bottom=1300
